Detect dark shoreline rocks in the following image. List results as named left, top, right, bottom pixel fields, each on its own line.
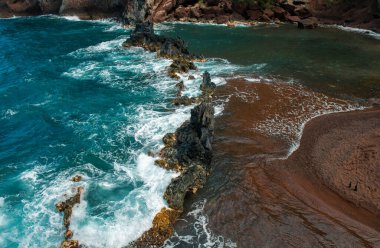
left=123, top=23, right=215, bottom=247
left=1, top=0, right=379, bottom=32
left=122, top=21, right=204, bottom=61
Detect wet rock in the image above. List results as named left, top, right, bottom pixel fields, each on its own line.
left=130, top=208, right=180, bottom=247
left=60, top=240, right=79, bottom=248
left=168, top=58, right=197, bottom=78
left=56, top=187, right=83, bottom=227
left=65, top=229, right=73, bottom=240
left=272, top=6, right=286, bottom=19
left=72, top=175, right=82, bottom=182
left=163, top=133, right=176, bottom=146
left=188, top=75, right=195, bottom=80
left=164, top=164, right=207, bottom=210
left=176, top=81, right=185, bottom=96
left=298, top=17, right=319, bottom=29
left=200, top=71, right=216, bottom=97
left=123, top=22, right=201, bottom=60
left=173, top=96, right=199, bottom=106
left=174, top=101, right=215, bottom=165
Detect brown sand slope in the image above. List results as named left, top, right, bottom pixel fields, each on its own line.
left=193, top=80, right=380, bottom=247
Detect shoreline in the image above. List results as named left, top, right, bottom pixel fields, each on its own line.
left=181, top=78, right=380, bottom=247
left=2, top=13, right=380, bottom=37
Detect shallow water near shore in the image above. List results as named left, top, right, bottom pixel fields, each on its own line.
left=0, top=17, right=379, bottom=248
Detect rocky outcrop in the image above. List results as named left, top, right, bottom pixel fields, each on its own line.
left=55, top=176, right=83, bottom=248
left=124, top=23, right=215, bottom=247
left=297, top=16, right=318, bottom=29
left=130, top=208, right=181, bottom=247
left=306, top=0, right=380, bottom=32
left=123, top=21, right=203, bottom=60
left=0, top=0, right=147, bottom=23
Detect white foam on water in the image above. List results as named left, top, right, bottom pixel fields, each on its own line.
left=0, top=197, right=6, bottom=228
left=61, top=15, right=81, bottom=21
left=1, top=109, right=18, bottom=119
left=324, top=24, right=380, bottom=40
left=164, top=200, right=237, bottom=248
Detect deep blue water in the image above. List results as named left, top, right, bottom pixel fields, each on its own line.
left=0, top=16, right=379, bottom=248
left=0, top=16, right=185, bottom=247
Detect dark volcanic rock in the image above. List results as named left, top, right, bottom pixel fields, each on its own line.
left=173, top=96, right=199, bottom=106
left=123, top=22, right=202, bottom=60
left=164, top=164, right=207, bottom=210
left=175, top=102, right=215, bottom=165
left=168, top=58, right=197, bottom=78
left=200, top=71, right=216, bottom=98
left=298, top=16, right=319, bottom=29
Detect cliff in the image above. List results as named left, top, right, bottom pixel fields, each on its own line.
left=1, top=0, right=379, bottom=32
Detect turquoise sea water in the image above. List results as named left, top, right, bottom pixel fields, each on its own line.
left=0, top=17, right=379, bottom=248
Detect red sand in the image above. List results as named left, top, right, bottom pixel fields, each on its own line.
left=203, top=79, right=380, bottom=247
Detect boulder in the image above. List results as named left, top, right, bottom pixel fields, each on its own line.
left=60, top=240, right=78, bottom=248
left=272, top=6, right=286, bottom=19
left=230, top=12, right=245, bottom=21
left=174, top=6, right=190, bottom=19
left=189, top=5, right=201, bottom=18
left=286, top=14, right=301, bottom=22
left=247, top=9, right=263, bottom=20
left=298, top=17, right=318, bottom=29
left=39, top=0, right=62, bottom=14
left=123, top=22, right=202, bottom=60
left=263, top=8, right=274, bottom=18
left=294, top=5, right=312, bottom=19
left=201, top=6, right=224, bottom=16
left=200, top=71, right=216, bottom=97
left=280, top=2, right=296, bottom=15
left=129, top=208, right=181, bottom=248
left=260, top=14, right=272, bottom=22
left=164, top=164, right=207, bottom=210
left=215, top=14, right=230, bottom=24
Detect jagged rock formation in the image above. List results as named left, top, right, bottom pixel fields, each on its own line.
left=0, top=0, right=148, bottom=23
left=123, top=21, right=203, bottom=60
left=1, top=0, right=379, bottom=31
left=55, top=176, right=83, bottom=248
left=123, top=23, right=215, bottom=247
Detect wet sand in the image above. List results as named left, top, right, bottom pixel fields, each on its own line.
left=172, top=79, right=380, bottom=247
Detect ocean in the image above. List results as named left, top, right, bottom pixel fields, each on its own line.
left=0, top=16, right=379, bottom=248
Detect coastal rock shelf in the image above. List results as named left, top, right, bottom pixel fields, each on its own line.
left=123, top=22, right=216, bottom=247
